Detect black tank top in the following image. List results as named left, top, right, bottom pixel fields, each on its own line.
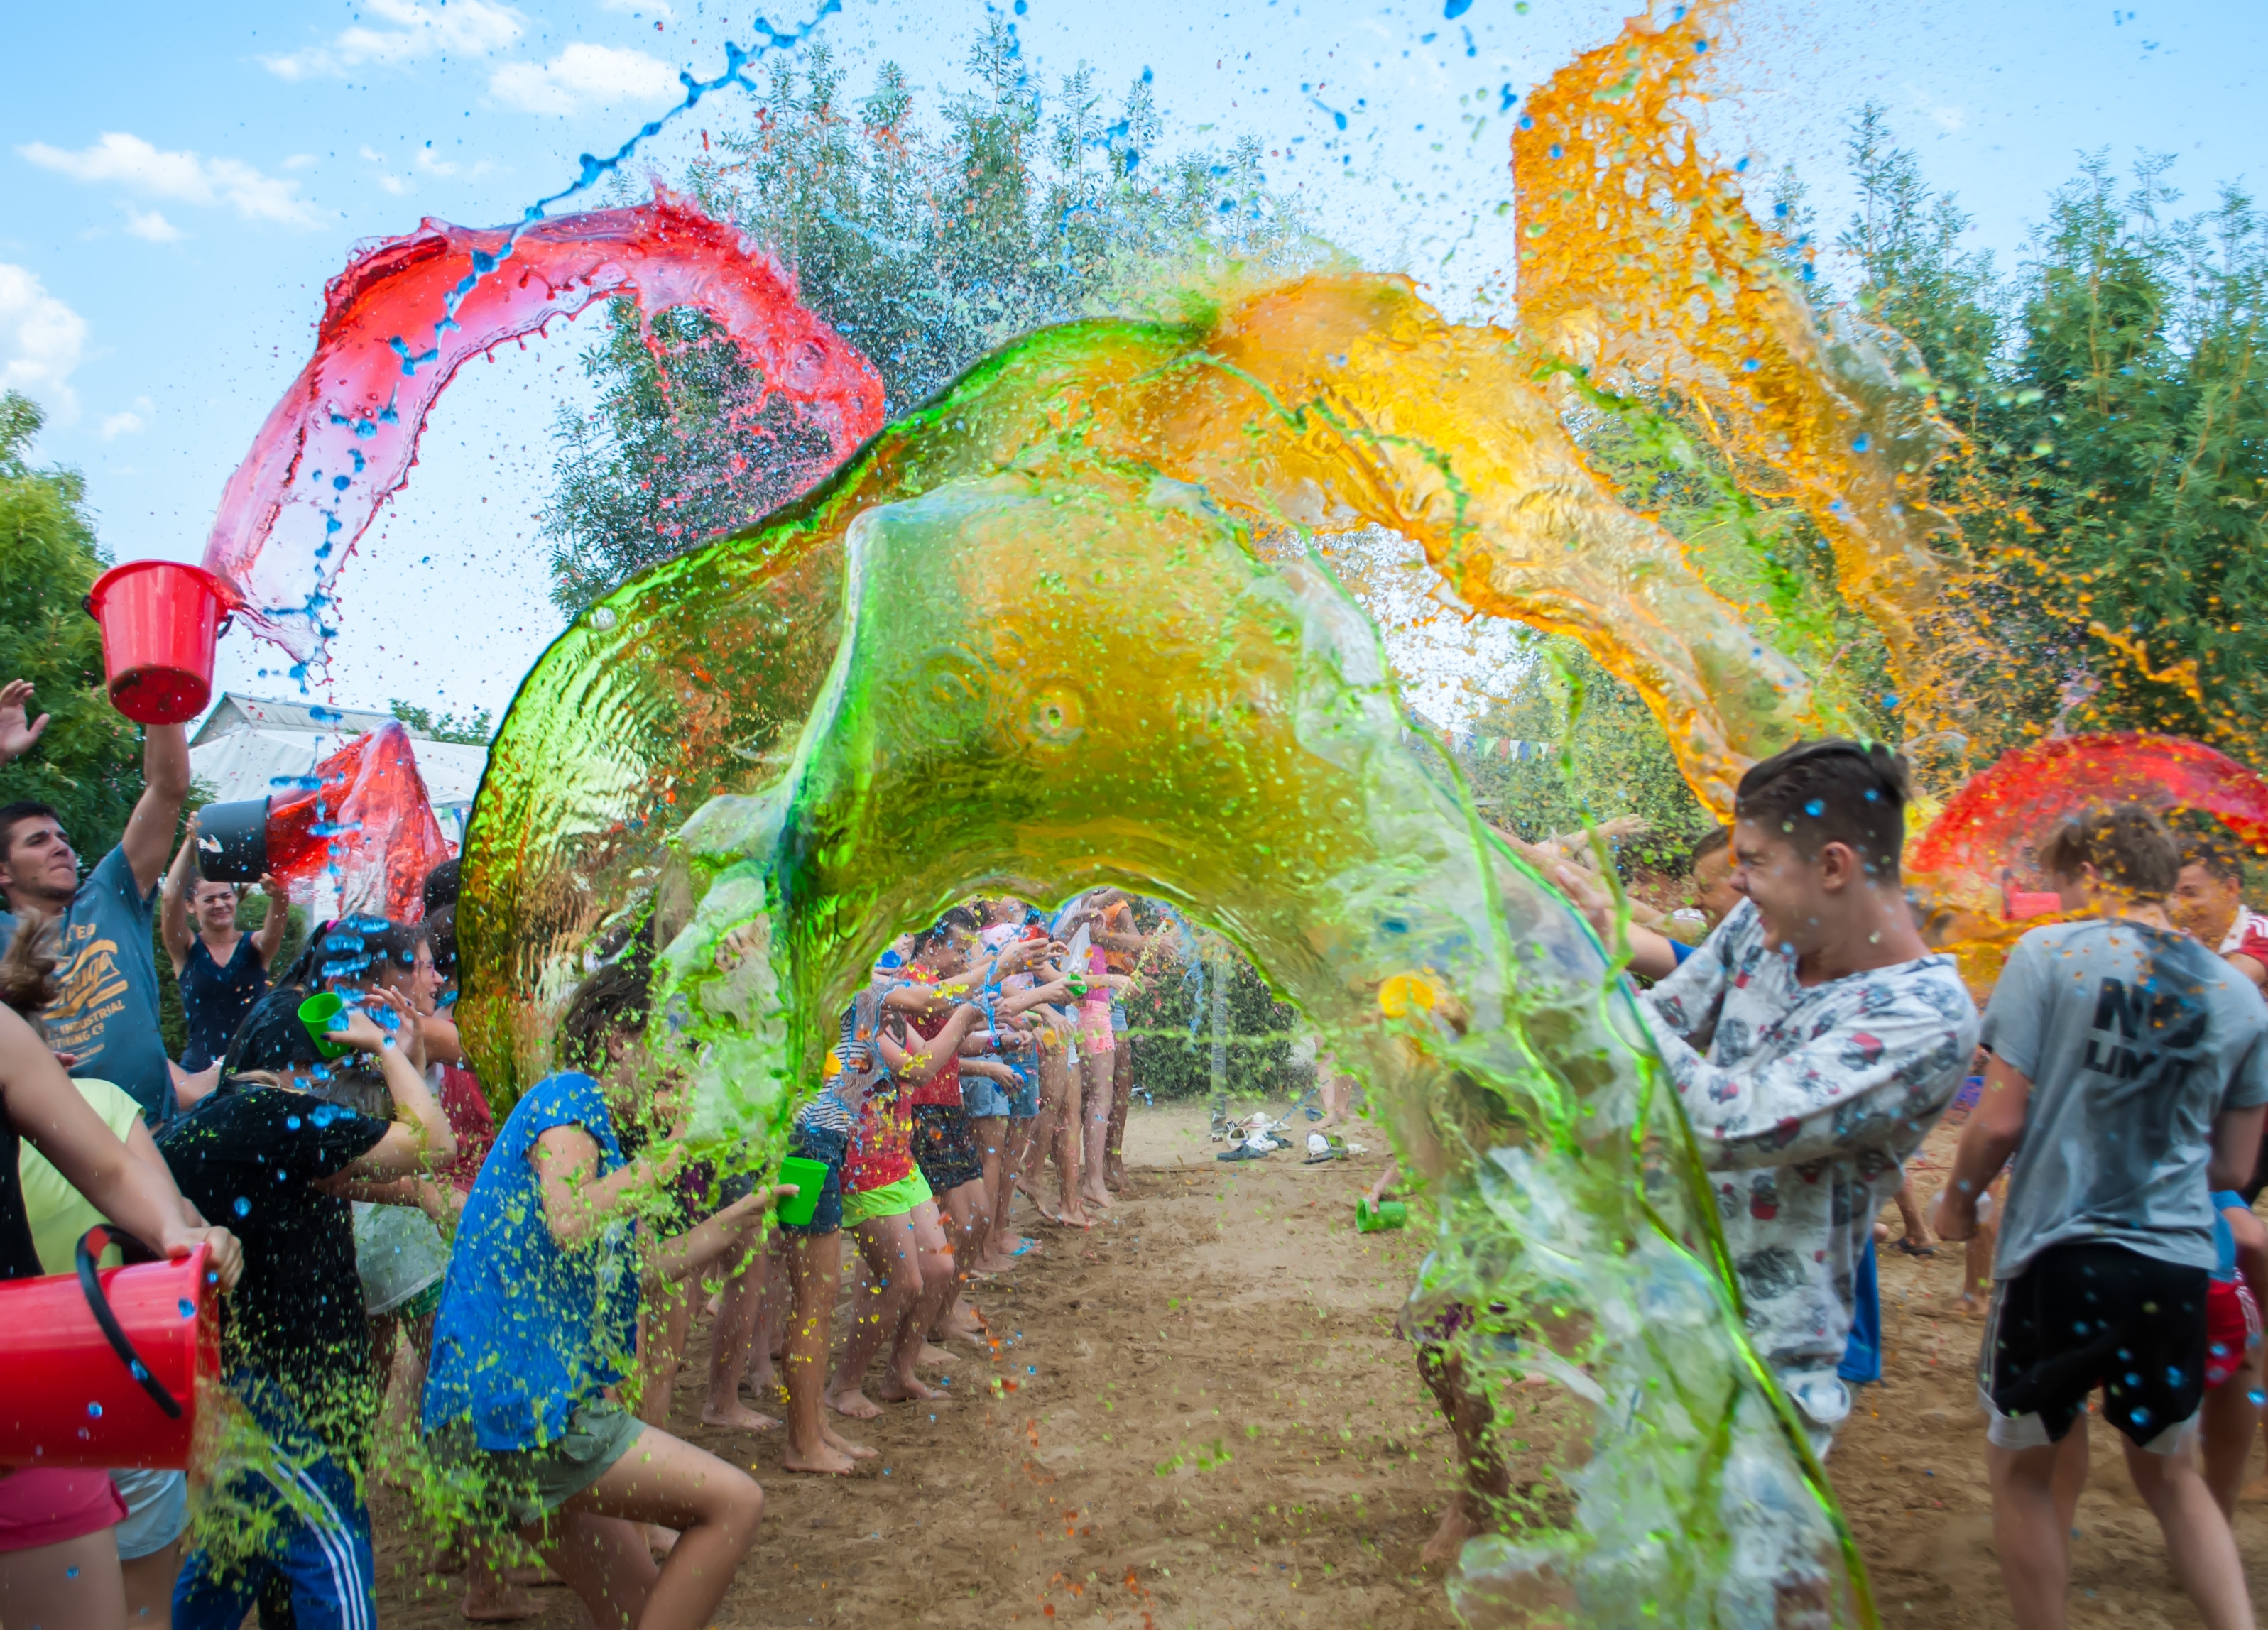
left=0, top=1113, right=45, bottom=1280
left=180, top=934, right=268, bottom=1073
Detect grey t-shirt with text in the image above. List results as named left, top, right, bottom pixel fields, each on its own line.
left=1983, top=919, right=2268, bottom=1280
left=0, top=845, right=171, bottom=1122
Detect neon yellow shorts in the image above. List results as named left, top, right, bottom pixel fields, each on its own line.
left=839, top=1169, right=933, bottom=1228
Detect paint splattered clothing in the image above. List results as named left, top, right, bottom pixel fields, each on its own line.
left=1642, top=899, right=1978, bottom=1435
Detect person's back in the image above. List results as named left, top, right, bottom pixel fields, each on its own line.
left=1989, top=918, right=2267, bottom=1284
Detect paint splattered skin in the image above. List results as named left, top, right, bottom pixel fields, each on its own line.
left=1646, top=899, right=1978, bottom=1413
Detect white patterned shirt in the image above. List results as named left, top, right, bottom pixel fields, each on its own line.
left=1643, top=899, right=1978, bottom=1428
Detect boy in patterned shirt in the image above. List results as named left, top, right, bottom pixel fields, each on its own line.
left=1561, top=739, right=1978, bottom=1452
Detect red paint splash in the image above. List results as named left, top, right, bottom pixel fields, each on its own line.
left=1912, top=732, right=2268, bottom=900
left=267, top=721, right=454, bottom=921
left=202, top=187, right=885, bottom=658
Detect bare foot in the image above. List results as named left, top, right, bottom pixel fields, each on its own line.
left=459, top=1584, right=542, bottom=1621
left=699, top=1400, right=781, bottom=1433
left=827, top=1385, right=883, bottom=1421
left=915, top=1341, right=957, bottom=1368
left=936, top=1314, right=984, bottom=1342
left=974, top=1252, right=1023, bottom=1274
left=1106, top=1162, right=1129, bottom=1191
left=1082, top=1185, right=1115, bottom=1210
left=1054, top=1208, right=1095, bottom=1230
left=783, top=1438, right=860, bottom=1475
left=1420, top=1507, right=1476, bottom=1567
left=824, top=1423, right=878, bottom=1460
left=746, top=1361, right=778, bottom=1391
left=878, top=1371, right=947, bottom=1403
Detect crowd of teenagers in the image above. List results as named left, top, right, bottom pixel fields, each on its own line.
left=6, top=666, right=2268, bottom=1630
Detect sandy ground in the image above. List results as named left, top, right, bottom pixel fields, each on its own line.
left=364, top=1104, right=2268, bottom=1629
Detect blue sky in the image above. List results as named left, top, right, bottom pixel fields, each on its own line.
left=1, top=0, right=2259, bottom=723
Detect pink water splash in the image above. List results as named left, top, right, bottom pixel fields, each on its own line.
left=202, top=187, right=885, bottom=659
left=1912, top=732, right=2268, bottom=906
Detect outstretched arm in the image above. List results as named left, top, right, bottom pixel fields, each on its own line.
left=121, top=724, right=192, bottom=899
left=160, top=825, right=199, bottom=978
left=0, top=680, right=49, bottom=770
left=251, top=875, right=290, bottom=968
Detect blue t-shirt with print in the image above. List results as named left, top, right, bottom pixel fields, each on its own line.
left=422, top=1071, right=643, bottom=1450
left=0, top=845, right=170, bottom=1122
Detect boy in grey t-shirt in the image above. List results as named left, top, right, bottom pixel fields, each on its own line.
left=1936, top=803, right=2266, bottom=1630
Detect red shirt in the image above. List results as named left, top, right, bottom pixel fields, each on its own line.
left=905, top=1010, right=966, bottom=1110
left=435, top=1062, right=496, bottom=1193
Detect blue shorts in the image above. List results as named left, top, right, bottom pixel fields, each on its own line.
left=173, top=1376, right=374, bottom=1630
left=1010, top=1075, right=1040, bottom=1119
left=1111, top=1002, right=1128, bottom=1034
left=781, top=1120, right=846, bottom=1239
left=962, top=1075, right=1013, bottom=1119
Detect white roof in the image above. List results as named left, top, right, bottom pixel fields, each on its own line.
left=188, top=728, right=488, bottom=811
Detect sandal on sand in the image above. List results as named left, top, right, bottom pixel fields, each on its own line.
left=1892, top=1238, right=1938, bottom=1257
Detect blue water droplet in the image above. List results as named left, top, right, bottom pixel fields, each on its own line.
left=1741, top=357, right=1761, bottom=371
left=1804, top=799, right=1824, bottom=817
left=2168, top=1366, right=2184, bottom=1386
left=86, top=1401, right=102, bottom=1419
left=234, top=1197, right=251, bottom=1218
left=2130, top=1406, right=2151, bottom=1426
left=2249, top=1389, right=2265, bottom=1406
left=178, top=1299, right=195, bottom=1320
left=286, top=1115, right=302, bottom=1130
left=67, top=1565, right=80, bottom=1578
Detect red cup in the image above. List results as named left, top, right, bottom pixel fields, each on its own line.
left=0, top=1237, right=219, bottom=1470
left=84, top=561, right=230, bottom=726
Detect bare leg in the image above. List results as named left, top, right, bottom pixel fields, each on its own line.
left=1079, top=1044, right=1115, bottom=1210
left=2123, top=1433, right=2256, bottom=1630
left=1988, top=1438, right=2076, bottom=1630
left=781, top=1232, right=871, bottom=1473
left=121, top=1536, right=179, bottom=1629
left=459, top=1537, right=542, bottom=1623
left=543, top=1426, right=765, bottom=1630
left=932, top=1178, right=990, bottom=1339
left=1892, top=1178, right=1935, bottom=1250
left=700, top=1244, right=778, bottom=1433
left=882, top=1202, right=954, bottom=1402
left=0, top=1526, right=126, bottom=1630
left=1039, top=1049, right=1089, bottom=1227
left=2205, top=1349, right=2265, bottom=1519
left=971, top=1115, right=1022, bottom=1273
left=1414, top=1342, right=1506, bottom=1566
left=1105, top=1043, right=1133, bottom=1191
left=829, top=1211, right=925, bottom=1418
left=634, top=1284, right=694, bottom=1431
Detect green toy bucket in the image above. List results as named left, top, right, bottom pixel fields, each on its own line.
left=776, top=1156, right=829, bottom=1227
left=1356, top=1197, right=1407, bottom=1233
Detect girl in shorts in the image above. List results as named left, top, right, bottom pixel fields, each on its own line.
left=422, top=960, right=780, bottom=1630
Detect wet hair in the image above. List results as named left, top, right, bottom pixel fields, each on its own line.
left=2039, top=802, right=2181, bottom=900
left=557, top=958, right=654, bottom=1073
left=2179, top=827, right=2248, bottom=888
left=222, top=983, right=327, bottom=1076
left=305, top=917, right=422, bottom=988
left=1734, top=739, right=1910, bottom=881
left=1687, top=826, right=1732, bottom=869
left=0, top=801, right=62, bottom=867
left=910, top=905, right=982, bottom=959
left=422, top=858, right=461, bottom=916
left=0, top=912, right=58, bottom=1015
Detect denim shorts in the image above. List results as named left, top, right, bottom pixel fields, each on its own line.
left=962, top=1075, right=1013, bottom=1119
left=1010, top=1073, right=1040, bottom=1119
left=780, top=1121, right=847, bottom=1238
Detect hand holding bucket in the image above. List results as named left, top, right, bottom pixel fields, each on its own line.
left=0, top=1229, right=221, bottom=1470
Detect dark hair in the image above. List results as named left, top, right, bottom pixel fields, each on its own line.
left=2039, top=802, right=2181, bottom=899
left=2179, top=827, right=2248, bottom=888
left=1688, top=826, right=1732, bottom=868
left=0, top=801, right=62, bottom=866
left=308, top=917, right=422, bottom=987
left=0, top=912, right=58, bottom=1015
left=558, top=959, right=653, bottom=1073
left=1734, top=739, right=1910, bottom=881
left=422, top=858, right=461, bottom=916
left=910, top=905, right=981, bottom=958
left=424, top=901, right=458, bottom=978
left=223, top=983, right=326, bottom=1075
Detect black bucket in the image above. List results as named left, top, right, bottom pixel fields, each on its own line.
left=194, top=797, right=269, bottom=883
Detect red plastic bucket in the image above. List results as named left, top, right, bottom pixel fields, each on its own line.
left=84, top=561, right=229, bottom=726
left=0, top=1232, right=219, bottom=1470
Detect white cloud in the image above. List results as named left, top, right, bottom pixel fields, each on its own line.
left=123, top=207, right=182, bottom=243
left=359, top=145, right=413, bottom=196
left=19, top=132, right=316, bottom=227
left=491, top=44, right=677, bottom=115
left=261, top=0, right=525, bottom=79
left=599, top=0, right=674, bottom=16
left=0, top=263, right=87, bottom=422
left=101, top=399, right=151, bottom=439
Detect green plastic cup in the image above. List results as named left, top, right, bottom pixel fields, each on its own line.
left=1356, top=1197, right=1407, bottom=1233
left=297, top=992, right=352, bottom=1060
left=775, top=1156, right=829, bottom=1227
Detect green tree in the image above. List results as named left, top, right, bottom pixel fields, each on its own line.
left=388, top=698, right=496, bottom=745
left=541, top=28, right=1309, bottom=616
left=0, top=392, right=143, bottom=855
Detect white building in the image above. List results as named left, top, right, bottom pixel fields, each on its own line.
left=187, top=694, right=489, bottom=853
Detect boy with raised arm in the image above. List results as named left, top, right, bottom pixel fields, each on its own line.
left=1936, top=804, right=2266, bottom=1630
left=1559, top=738, right=1977, bottom=1451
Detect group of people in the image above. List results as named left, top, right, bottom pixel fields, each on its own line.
left=0, top=667, right=1188, bottom=1630
left=6, top=655, right=2268, bottom=1630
